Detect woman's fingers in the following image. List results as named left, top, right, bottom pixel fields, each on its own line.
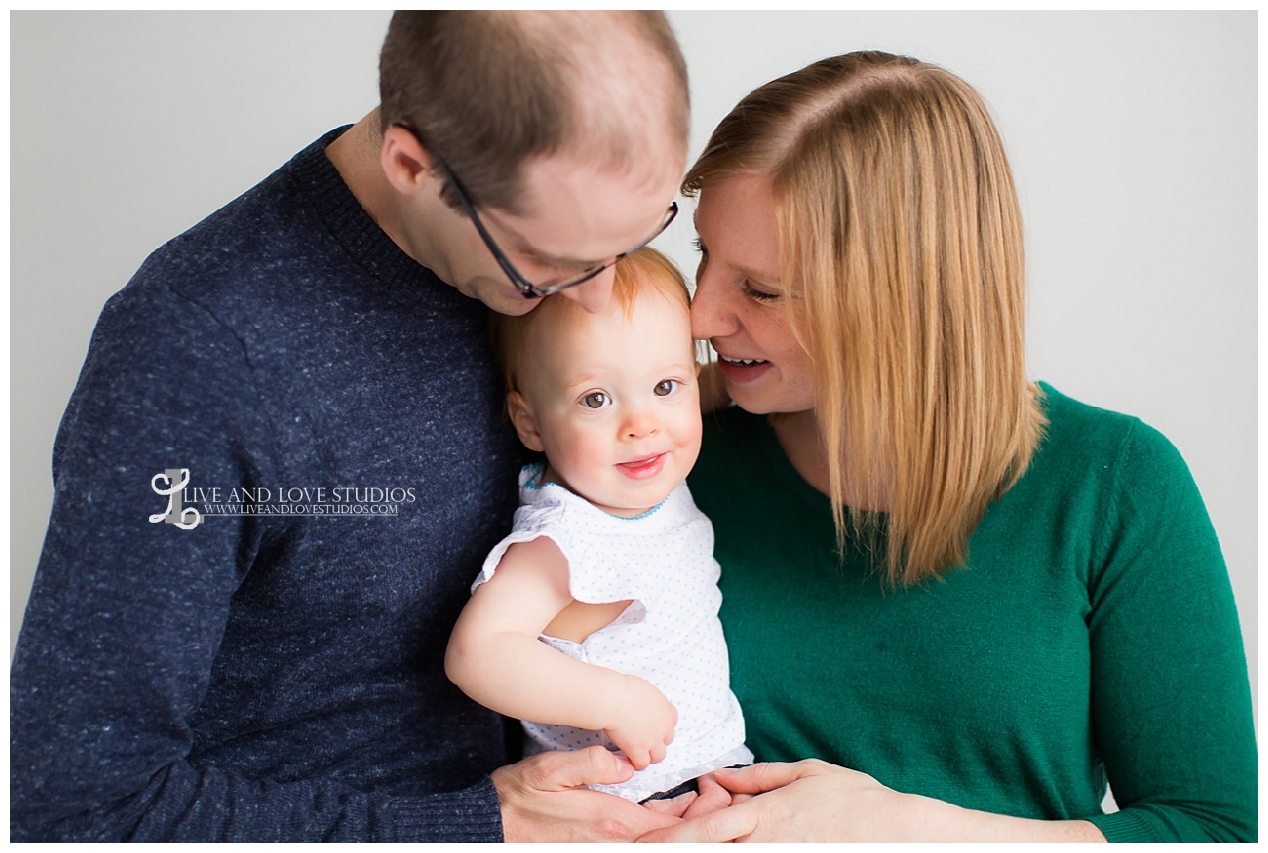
left=641, top=791, right=697, bottom=817
left=681, top=772, right=733, bottom=818
left=638, top=799, right=760, bottom=843
left=713, top=760, right=820, bottom=795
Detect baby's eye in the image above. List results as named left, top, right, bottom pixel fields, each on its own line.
left=581, top=391, right=610, bottom=409
left=654, top=380, right=678, bottom=397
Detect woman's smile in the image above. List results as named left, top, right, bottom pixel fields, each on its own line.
left=716, top=353, right=774, bottom=383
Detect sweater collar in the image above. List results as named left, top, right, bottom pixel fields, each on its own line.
left=287, top=126, right=469, bottom=310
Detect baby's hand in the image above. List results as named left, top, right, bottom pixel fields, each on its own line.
left=605, top=674, right=677, bottom=770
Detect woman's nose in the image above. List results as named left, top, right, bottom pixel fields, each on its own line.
left=690, top=267, right=738, bottom=341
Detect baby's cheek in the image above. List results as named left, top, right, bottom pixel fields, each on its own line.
left=552, top=427, right=609, bottom=478
left=677, top=410, right=705, bottom=450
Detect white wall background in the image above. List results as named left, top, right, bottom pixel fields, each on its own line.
left=10, top=12, right=1256, bottom=717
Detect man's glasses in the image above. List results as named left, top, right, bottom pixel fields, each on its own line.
left=412, top=132, right=677, bottom=299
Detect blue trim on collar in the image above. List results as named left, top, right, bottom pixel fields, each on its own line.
left=518, top=462, right=671, bottom=520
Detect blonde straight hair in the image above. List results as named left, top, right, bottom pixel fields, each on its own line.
left=684, top=51, right=1046, bottom=586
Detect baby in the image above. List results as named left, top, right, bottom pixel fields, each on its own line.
left=445, top=247, right=751, bottom=804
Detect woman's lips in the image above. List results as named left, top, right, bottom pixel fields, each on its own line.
left=616, top=452, right=667, bottom=480
left=717, top=354, right=773, bottom=383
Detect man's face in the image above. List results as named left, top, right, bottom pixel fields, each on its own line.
left=441, top=150, right=685, bottom=316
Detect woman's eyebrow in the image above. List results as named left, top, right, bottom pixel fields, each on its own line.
left=742, top=264, right=780, bottom=285
left=722, top=255, right=780, bottom=287
left=693, top=216, right=778, bottom=285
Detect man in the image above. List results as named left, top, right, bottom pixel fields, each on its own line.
left=11, top=12, right=689, bottom=841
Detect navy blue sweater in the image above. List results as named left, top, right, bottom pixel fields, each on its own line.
left=11, top=129, right=524, bottom=841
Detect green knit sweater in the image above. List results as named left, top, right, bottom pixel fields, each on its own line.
left=687, top=384, right=1255, bottom=842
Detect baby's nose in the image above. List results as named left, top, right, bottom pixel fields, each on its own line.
left=623, top=409, right=661, bottom=439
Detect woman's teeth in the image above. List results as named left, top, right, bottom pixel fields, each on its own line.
left=720, top=355, right=769, bottom=365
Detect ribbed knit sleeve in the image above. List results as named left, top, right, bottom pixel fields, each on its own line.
left=1082, top=420, right=1256, bottom=842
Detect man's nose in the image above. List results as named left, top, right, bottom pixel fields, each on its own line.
left=558, top=266, right=616, bottom=314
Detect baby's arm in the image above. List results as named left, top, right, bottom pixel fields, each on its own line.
left=445, top=536, right=677, bottom=770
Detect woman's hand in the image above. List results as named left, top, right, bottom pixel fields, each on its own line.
left=637, top=760, right=916, bottom=842
left=637, top=760, right=1107, bottom=843
left=641, top=770, right=738, bottom=819
left=604, top=674, right=677, bottom=770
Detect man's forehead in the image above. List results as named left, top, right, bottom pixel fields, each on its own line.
left=517, top=149, right=680, bottom=214
left=489, top=150, right=684, bottom=266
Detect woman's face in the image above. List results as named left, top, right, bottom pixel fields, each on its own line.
left=691, top=173, right=816, bottom=415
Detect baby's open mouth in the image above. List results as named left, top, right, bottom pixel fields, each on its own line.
left=616, top=453, right=667, bottom=479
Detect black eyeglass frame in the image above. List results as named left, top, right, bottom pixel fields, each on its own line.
left=404, top=128, right=678, bottom=298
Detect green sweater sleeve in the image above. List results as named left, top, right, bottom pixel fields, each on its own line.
left=1083, top=420, right=1256, bottom=842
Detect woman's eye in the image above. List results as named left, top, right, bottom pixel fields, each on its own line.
left=742, top=281, right=781, bottom=303
left=692, top=239, right=709, bottom=276
left=654, top=380, right=678, bottom=397
left=581, top=392, right=610, bottom=409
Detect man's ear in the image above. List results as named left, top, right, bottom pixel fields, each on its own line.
left=380, top=126, right=436, bottom=197
left=506, top=391, right=545, bottom=452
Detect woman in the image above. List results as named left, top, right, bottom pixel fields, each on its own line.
left=645, top=52, right=1256, bottom=842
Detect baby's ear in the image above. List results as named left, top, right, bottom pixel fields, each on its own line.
left=506, top=392, right=545, bottom=452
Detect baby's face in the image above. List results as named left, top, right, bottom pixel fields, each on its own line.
left=515, top=289, right=702, bottom=517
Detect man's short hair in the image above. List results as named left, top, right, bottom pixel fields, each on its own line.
left=379, top=11, right=689, bottom=212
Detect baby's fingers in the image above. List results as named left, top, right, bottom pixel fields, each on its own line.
left=628, top=753, right=650, bottom=771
